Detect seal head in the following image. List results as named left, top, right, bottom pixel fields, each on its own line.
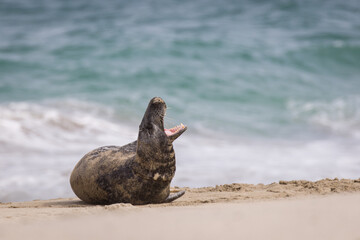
left=137, top=97, right=186, bottom=164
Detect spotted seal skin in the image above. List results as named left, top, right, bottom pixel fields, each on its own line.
left=70, top=97, right=187, bottom=205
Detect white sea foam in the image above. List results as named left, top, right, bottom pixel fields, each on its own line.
left=287, top=96, right=360, bottom=139
left=0, top=99, right=137, bottom=152
left=173, top=134, right=360, bottom=188
left=175, top=96, right=360, bottom=187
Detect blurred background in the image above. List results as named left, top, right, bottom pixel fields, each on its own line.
left=0, top=0, right=359, bottom=202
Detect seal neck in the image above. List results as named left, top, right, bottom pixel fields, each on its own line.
left=133, top=155, right=176, bottom=182
left=134, top=140, right=176, bottom=181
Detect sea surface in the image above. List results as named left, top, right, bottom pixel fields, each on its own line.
left=1, top=0, right=360, bottom=202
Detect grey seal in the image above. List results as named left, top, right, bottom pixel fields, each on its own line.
left=70, top=97, right=187, bottom=205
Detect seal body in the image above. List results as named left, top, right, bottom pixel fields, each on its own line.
left=70, top=97, right=187, bottom=205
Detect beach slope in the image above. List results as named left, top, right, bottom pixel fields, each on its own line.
left=1, top=178, right=360, bottom=240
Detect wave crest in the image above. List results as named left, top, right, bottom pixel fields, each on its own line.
left=0, top=99, right=136, bottom=152
left=287, top=96, right=360, bottom=138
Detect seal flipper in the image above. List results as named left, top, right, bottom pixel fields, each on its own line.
left=163, top=190, right=185, bottom=203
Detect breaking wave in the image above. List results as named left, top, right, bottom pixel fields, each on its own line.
left=287, top=96, right=360, bottom=139
left=0, top=99, right=137, bottom=152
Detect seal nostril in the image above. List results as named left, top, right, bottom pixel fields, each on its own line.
left=151, top=97, right=165, bottom=104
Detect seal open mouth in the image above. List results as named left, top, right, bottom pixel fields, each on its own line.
left=164, top=123, right=186, bottom=137
left=164, top=122, right=187, bottom=142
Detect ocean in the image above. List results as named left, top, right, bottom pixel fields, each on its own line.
left=1, top=0, right=360, bottom=202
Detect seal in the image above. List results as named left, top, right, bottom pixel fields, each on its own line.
left=70, top=97, right=187, bottom=205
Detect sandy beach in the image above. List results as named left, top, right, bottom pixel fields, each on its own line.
left=1, top=178, right=360, bottom=240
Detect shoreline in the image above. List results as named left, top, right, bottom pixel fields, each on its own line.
left=1, top=178, right=360, bottom=208
left=1, top=178, right=360, bottom=240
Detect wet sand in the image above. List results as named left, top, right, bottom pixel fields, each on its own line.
left=1, top=178, right=360, bottom=240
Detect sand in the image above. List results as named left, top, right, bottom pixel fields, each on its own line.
left=1, top=178, right=360, bottom=240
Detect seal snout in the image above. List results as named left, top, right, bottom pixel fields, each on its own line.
left=151, top=97, right=166, bottom=104
left=148, top=97, right=167, bottom=120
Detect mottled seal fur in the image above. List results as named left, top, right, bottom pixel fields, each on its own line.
left=70, top=97, right=187, bottom=205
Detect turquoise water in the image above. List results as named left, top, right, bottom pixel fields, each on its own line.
left=1, top=0, right=360, bottom=202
